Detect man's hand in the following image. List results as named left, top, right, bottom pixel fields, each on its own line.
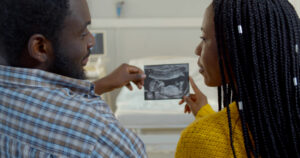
left=93, top=64, right=146, bottom=95
left=179, top=77, right=208, bottom=117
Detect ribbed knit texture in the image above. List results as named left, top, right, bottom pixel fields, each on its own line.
left=176, top=102, right=247, bottom=158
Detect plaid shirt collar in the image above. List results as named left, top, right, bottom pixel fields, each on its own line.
left=0, top=65, right=95, bottom=95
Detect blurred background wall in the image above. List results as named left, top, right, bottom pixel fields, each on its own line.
left=86, top=0, right=211, bottom=111
left=86, top=0, right=300, bottom=112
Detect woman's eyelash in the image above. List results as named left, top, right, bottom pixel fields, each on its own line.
left=200, top=36, right=206, bottom=41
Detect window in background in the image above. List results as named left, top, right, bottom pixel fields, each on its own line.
left=91, top=32, right=106, bottom=55
left=85, top=30, right=107, bottom=79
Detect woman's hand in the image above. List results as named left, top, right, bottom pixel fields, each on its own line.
left=179, top=77, right=208, bottom=117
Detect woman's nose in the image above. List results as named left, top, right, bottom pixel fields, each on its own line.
left=195, top=42, right=202, bottom=56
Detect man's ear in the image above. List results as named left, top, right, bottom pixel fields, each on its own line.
left=27, top=34, right=53, bottom=63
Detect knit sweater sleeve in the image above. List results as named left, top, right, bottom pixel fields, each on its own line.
left=195, top=104, right=216, bottom=118
left=175, top=102, right=247, bottom=158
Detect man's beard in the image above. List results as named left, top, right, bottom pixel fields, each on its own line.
left=48, top=43, right=87, bottom=80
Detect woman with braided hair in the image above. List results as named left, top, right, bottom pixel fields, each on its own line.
left=176, top=0, right=300, bottom=157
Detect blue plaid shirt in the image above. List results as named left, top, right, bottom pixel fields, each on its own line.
left=0, top=65, right=147, bottom=158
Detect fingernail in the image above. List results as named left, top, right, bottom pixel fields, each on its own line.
left=141, top=74, right=147, bottom=78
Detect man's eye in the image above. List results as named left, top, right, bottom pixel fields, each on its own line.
left=82, top=32, right=88, bottom=37
left=200, top=36, right=206, bottom=41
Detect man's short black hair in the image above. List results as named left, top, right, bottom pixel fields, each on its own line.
left=0, top=0, right=69, bottom=66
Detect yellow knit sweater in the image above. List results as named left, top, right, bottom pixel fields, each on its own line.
left=175, top=102, right=247, bottom=158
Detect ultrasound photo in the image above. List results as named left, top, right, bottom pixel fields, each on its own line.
left=144, top=64, right=189, bottom=100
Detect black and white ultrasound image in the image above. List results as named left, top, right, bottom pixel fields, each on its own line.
left=144, top=64, right=189, bottom=100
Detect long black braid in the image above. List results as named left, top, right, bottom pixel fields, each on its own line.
left=213, top=0, right=300, bottom=157
left=279, top=0, right=300, bottom=153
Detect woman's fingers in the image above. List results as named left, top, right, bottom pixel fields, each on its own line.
left=189, top=77, right=202, bottom=94
left=184, top=96, right=199, bottom=116
left=179, top=99, right=185, bottom=105
left=184, top=104, right=191, bottom=113
left=184, top=105, right=187, bottom=113
left=184, top=96, right=197, bottom=108
left=180, top=94, right=194, bottom=114
left=179, top=77, right=209, bottom=116
left=189, top=94, right=197, bottom=101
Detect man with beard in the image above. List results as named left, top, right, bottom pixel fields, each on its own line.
left=0, top=0, right=147, bottom=157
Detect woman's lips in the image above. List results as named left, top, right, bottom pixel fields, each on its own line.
left=199, top=66, right=204, bottom=73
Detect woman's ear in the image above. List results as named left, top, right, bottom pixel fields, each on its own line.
left=27, top=34, right=53, bottom=63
